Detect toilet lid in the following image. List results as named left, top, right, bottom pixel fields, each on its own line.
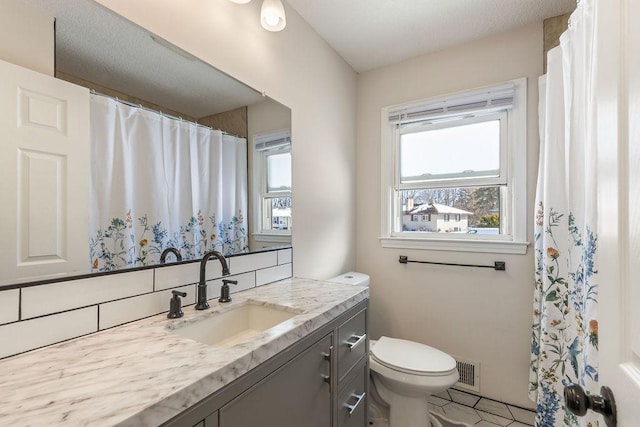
left=370, top=336, right=456, bottom=375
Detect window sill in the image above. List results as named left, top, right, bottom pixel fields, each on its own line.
left=253, top=233, right=292, bottom=243
left=379, top=236, right=529, bottom=254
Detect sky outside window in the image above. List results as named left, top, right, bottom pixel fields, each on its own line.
left=267, top=152, right=291, bottom=192
left=400, top=120, right=500, bottom=182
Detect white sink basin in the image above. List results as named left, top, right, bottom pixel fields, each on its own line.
left=170, top=303, right=300, bottom=348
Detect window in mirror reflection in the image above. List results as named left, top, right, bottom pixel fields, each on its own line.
left=255, top=131, right=292, bottom=234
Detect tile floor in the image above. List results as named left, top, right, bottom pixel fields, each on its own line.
left=429, top=388, right=535, bottom=427
left=369, top=387, right=536, bottom=427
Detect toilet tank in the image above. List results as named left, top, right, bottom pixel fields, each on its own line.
left=327, top=272, right=370, bottom=286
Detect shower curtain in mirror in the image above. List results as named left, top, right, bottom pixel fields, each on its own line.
left=529, top=1, right=599, bottom=426
left=89, top=95, right=248, bottom=272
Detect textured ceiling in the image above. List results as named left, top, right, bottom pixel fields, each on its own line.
left=21, top=0, right=577, bottom=113
left=23, top=0, right=266, bottom=118
left=286, top=0, right=577, bottom=72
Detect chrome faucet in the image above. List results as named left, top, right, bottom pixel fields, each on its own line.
left=195, top=250, right=230, bottom=310
left=159, top=247, right=182, bottom=264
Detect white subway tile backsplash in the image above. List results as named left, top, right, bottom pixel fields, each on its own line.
left=256, top=263, right=292, bottom=286
left=2, top=249, right=293, bottom=359
left=229, top=251, right=277, bottom=275
left=0, top=289, right=19, bottom=325
left=0, top=307, right=97, bottom=359
left=154, top=262, right=200, bottom=291
left=21, top=270, right=153, bottom=319
left=99, top=284, right=196, bottom=330
left=277, top=248, right=292, bottom=265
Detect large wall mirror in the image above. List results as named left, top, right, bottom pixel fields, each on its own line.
left=1, top=0, right=292, bottom=287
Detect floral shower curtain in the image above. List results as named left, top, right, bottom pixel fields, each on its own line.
left=529, top=1, right=599, bottom=426
left=89, top=94, right=248, bottom=271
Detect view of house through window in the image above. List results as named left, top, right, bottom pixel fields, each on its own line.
left=395, top=112, right=506, bottom=236
left=401, top=186, right=501, bottom=234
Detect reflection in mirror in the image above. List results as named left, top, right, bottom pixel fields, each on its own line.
left=1, top=0, right=291, bottom=286
left=252, top=130, right=292, bottom=245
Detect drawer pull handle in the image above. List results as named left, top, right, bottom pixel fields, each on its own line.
left=345, top=334, right=366, bottom=351
left=321, top=345, right=333, bottom=385
left=344, top=392, right=366, bottom=415
left=322, top=345, right=333, bottom=362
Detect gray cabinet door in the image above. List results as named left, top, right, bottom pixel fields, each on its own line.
left=203, top=411, right=218, bottom=427
left=220, top=334, right=332, bottom=427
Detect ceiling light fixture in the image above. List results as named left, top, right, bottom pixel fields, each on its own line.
left=228, top=0, right=251, bottom=4
left=260, top=0, right=286, bottom=32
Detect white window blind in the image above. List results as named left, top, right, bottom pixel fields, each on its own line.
left=388, top=83, right=515, bottom=126
left=255, top=130, right=291, bottom=152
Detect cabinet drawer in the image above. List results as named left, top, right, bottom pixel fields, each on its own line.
left=337, top=308, right=367, bottom=382
left=337, top=361, right=368, bottom=427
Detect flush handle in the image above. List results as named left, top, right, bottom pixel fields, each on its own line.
left=344, top=392, right=366, bottom=416
left=345, top=334, right=366, bottom=352
left=564, top=383, right=617, bottom=427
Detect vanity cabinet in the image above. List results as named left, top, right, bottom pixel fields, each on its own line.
left=219, top=334, right=332, bottom=426
left=192, top=412, right=217, bottom=427
left=163, top=300, right=368, bottom=427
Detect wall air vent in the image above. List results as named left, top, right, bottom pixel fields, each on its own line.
left=454, top=357, right=480, bottom=393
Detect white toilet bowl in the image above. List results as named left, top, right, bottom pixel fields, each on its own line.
left=370, top=337, right=459, bottom=427
left=327, top=273, right=459, bottom=427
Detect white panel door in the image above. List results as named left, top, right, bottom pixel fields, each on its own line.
left=595, top=0, right=640, bottom=425
left=0, top=58, right=89, bottom=284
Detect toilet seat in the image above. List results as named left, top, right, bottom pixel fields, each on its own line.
left=371, top=336, right=457, bottom=376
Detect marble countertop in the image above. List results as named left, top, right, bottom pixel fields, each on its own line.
left=0, top=278, right=368, bottom=426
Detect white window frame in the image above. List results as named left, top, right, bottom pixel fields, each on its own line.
left=380, top=78, right=529, bottom=254
left=252, top=130, right=291, bottom=240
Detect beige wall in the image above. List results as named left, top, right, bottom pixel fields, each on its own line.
left=0, top=0, right=54, bottom=75
left=355, top=23, right=543, bottom=408
left=96, top=0, right=357, bottom=279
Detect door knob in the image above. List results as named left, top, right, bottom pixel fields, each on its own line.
left=564, top=383, right=617, bottom=427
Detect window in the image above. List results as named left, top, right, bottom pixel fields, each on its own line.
left=253, top=130, right=291, bottom=237
left=380, top=79, right=529, bottom=254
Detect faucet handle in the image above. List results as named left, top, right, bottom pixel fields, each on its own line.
left=219, top=279, right=237, bottom=303
left=168, top=290, right=187, bottom=319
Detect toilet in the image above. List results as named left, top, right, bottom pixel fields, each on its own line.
left=328, top=272, right=460, bottom=427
